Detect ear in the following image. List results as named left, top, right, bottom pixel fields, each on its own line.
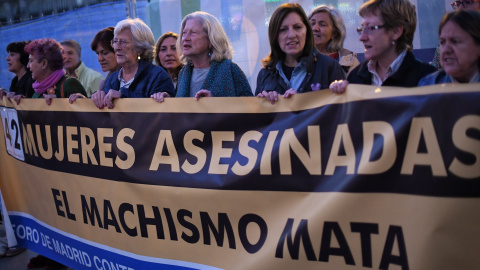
left=391, top=25, right=404, bottom=41
left=41, top=59, right=48, bottom=70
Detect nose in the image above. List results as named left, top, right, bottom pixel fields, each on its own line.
left=359, top=31, right=368, bottom=41
left=311, top=22, right=320, bottom=31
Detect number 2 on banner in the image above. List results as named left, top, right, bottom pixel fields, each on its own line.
left=0, top=107, right=25, bottom=161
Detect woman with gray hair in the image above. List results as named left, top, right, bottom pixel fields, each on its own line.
left=151, top=11, right=252, bottom=102
left=309, top=5, right=359, bottom=75
left=91, top=18, right=175, bottom=109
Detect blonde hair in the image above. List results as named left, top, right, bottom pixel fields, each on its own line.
left=177, top=11, right=233, bottom=64
left=308, top=5, right=346, bottom=53
left=114, top=18, right=155, bottom=62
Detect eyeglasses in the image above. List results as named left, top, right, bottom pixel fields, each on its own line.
left=356, top=25, right=385, bottom=35
left=110, top=39, right=130, bottom=48
left=451, top=0, right=480, bottom=9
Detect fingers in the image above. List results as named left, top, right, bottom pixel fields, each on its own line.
left=283, top=88, right=297, bottom=99
left=45, top=96, right=52, bottom=106
left=329, top=80, right=348, bottom=94
left=262, top=90, right=278, bottom=104
left=92, top=91, right=106, bottom=109
left=69, top=94, right=83, bottom=104
left=195, top=90, right=211, bottom=101
left=0, top=89, right=6, bottom=99
left=151, top=92, right=169, bottom=103
left=13, top=95, right=22, bottom=105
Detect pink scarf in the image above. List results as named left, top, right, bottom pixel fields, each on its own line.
left=33, top=69, right=66, bottom=94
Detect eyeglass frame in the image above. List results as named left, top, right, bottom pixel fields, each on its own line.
left=451, top=0, right=480, bottom=9
left=356, top=25, right=386, bottom=35
left=110, top=39, right=131, bottom=48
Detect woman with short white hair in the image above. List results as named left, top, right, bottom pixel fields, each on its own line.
left=91, top=18, right=175, bottom=109
left=151, top=11, right=252, bottom=102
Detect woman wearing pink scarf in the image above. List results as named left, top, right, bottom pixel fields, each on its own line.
left=21, top=38, right=86, bottom=105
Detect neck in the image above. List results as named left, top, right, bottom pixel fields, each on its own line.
left=284, top=54, right=299, bottom=67
left=15, top=67, right=27, bottom=80
left=316, top=44, right=330, bottom=54
left=37, top=70, right=53, bottom=83
left=375, top=51, right=399, bottom=79
left=191, top=54, right=211, bottom=68
left=122, top=61, right=139, bottom=81
left=454, top=69, right=477, bottom=83
left=167, top=68, right=178, bottom=80
left=66, top=61, right=81, bottom=75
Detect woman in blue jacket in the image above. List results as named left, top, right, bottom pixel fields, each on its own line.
left=91, top=18, right=175, bottom=109
left=255, top=3, right=345, bottom=104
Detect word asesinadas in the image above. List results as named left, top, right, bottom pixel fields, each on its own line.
left=21, top=115, right=479, bottom=178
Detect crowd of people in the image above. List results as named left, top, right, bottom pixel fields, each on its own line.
left=1, top=0, right=479, bottom=110
left=0, top=0, right=479, bottom=269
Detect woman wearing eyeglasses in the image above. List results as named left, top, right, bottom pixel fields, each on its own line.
left=90, top=18, right=175, bottom=109
left=330, top=0, right=436, bottom=93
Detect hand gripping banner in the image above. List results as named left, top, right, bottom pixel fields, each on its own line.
left=0, top=84, right=479, bottom=270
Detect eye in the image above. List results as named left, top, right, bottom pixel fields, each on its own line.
left=439, top=39, right=446, bottom=46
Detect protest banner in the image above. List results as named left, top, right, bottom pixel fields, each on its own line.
left=1, top=84, right=479, bottom=270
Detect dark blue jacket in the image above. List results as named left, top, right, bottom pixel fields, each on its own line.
left=176, top=59, right=253, bottom=97
left=418, top=70, right=480, bottom=86
left=255, top=48, right=345, bottom=95
left=103, top=59, right=175, bottom=98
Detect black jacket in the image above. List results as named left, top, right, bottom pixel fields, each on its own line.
left=347, top=51, right=437, bottom=87
left=255, top=49, right=345, bottom=95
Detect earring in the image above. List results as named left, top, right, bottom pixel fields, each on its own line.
left=137, top=55, right=141, bottom=60
left=208, top=51, right=212, bottom=57
left=392, top=41, right=396, bottom=45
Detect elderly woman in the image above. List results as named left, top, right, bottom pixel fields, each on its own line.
left=432, top=0, right=480, bottom=68
left=151, top=11, right=252, bottom=102
left=255, top=3, right=345, bottom=104
left=419, top=10, right=480, bottom=85
left=330, top=0, right=436, bottom=93
left=309, top=5, right=360, bottom=75
left=91, top=18, right=175, bottom=109
left=154, top=32, right=183, bottom=89
left=19, top=38, right=87, bottom=105
left=0, top=41, right=35, bottom=104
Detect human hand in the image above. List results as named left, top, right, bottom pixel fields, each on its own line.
left=69, top=93, right=85, bottom=104
left=13, top=95, right=24, bottom=105
left=151, top=92, right=171, bottom=103
left=195, top=89, right=212, bottom=100
left=257, top=90, right=279, bottom=104
left=283, top=88, right=297, bottom=99
left=0, top=88, right=7, bottom=100
left=91, top=90, right=106, bottom=109
left=44, top=94, right=57, bottom=106
left=329, top=80, right=349, bottom=94
left=104, top=89, right=121, bottom=109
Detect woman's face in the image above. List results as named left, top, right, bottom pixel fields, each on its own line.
left=27, top=54, right=44, bottom=81
left=6, top=51, right=23, bottom=74
left=358, top=13, right=397, bottom=62
left=440, top=20, right=480, bottom=82
left=309, top=12, right=333, bottom=51
left=181, top=19, right=211, bottom=60
left=95, top=43, right=118, bottom=72
left=113, top=28, right=138, bottom=67
left=158, top=36, right=181, bottom=70
left=277, top=12, right=307, bottom=59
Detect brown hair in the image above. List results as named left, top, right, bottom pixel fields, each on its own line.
left=359, top=0, right=417, bottom=52
left=91, top=27, right=115, bottom=53
left=261, top=3, right=314, bottom=69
